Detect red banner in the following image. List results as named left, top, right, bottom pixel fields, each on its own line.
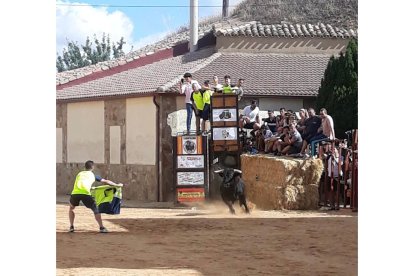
left=177, top=188, right=205, bottom=202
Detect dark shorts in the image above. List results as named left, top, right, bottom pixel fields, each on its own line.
left=244, top=122, right=256, bottom=129
left=202, top=104, right=210, bottom=120
left=70, top=194, right=99, bottom=214
left=195, top=109, right=203, bottom=117
left=288, top=143, right=302, bottom=154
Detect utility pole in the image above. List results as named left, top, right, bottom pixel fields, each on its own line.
left=222, top=0, right=229, bottom=18
left=190, top=0, right=199, bottom=52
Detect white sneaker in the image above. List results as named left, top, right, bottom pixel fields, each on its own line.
left=99, top=227, right=109, bottom=233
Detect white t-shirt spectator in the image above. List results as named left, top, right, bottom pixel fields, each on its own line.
left=243, top=106, right=260, bottom=122
left=181, top=80, right=201, bottom=104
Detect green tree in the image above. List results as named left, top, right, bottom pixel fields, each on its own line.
left=56, top=33, right=127, bottom=72
left=316, top=39, right=358, bottom=138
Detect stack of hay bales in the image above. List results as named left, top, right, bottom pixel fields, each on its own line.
left=241, top=154, right=323, bottom=210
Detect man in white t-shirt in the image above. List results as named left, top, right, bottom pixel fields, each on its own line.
left=180, top=72, right=201, bottom=133
left=239, top=100, right=260, bottom=130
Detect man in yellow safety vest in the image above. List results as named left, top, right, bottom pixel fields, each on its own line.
left=69, top=160, right=124, bottom=233
left=201, top=80, right=214, bottom=133
left=222, top=75, right=236, bottom=94
left=190, top=83, right=205, bottom=134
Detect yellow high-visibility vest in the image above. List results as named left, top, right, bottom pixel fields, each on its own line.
left=203, top=89, right=212, bottom=104
left=192, top=92, right=204, bottom=110
left=71, top=171, right=96, bottom=195
left=222, top=85, right=234, bottom=94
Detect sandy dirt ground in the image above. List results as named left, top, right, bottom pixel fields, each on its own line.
left=56, top=202, right=357, bottom=276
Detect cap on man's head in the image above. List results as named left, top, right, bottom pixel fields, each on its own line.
left=183, top=72, right=192, bottom=78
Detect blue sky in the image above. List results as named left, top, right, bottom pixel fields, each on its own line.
left=56, top=0, right=243, bottom=55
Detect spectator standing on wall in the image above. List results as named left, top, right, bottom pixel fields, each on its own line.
left=319, top=108, right=335, bottom=140
left=212, top=75, right=219, bottom=89
left=190, top=83, right=204, bottom=134
left=222, top=75, right=235, bottom=94
left=180, top=72, right=201, bottom=133
left=201, top=80, right=213, bottom=133
left=234, top=78, right=245, bottom=101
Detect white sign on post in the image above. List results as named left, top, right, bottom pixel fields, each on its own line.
left=212, top=127, right=237, bottom=140
left=212, top=108, right=237, bottom=122
left=177, top=155, right=204, bottom=169
left=177, top=172, right=205, bottom=186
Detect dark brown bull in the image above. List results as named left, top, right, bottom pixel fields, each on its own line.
left=215, top=168, right=250, bottom=214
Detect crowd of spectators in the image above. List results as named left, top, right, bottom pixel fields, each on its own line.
left=179, top=72, right=336, bottom=158
left=239, top=101, right=336, bottom=158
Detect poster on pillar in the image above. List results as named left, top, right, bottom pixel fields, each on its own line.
left=212, top=127, right=237, bottom=141
left=177, top=136, right=203, bottom=155
left=212, top=108, right=237, bottom=122
left=177, top=155, right=204, bottom=169
left=177, top=172, right=205, bottom=186
left=177, top=188, right=205, bottom=202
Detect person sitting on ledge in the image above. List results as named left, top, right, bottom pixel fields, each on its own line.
left=239, top=100, right=261, bottom=135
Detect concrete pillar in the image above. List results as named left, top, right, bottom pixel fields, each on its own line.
left=190, top=0, right=198, bottom=52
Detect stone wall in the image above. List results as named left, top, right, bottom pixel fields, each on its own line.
left=56, top=103, right=67, bottom=163
left=57, top=97, right=158, bottom=202
left=56, top=163, right=157, bottom=201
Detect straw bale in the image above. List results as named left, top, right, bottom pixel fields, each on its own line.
left=241, top=154, right=323, bottom=210
left=246, top=180, right=285, bottom=209
left=284, top=184, right=319, bottom=210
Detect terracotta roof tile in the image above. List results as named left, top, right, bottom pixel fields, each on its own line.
left=56, top=48, right=218, bottom=101
left=188, top=53, right=331, bottom=97
left=56, top=20, right=356, bottom=87
left=57, top=50, right=331, bottom=101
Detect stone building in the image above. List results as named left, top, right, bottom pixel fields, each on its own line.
left=56, top=20, right=357, bottom=202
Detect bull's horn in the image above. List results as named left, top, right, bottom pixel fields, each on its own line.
left=234, top=169, right=242, bottom=173
left=214, top=169, right=224, bottom=173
